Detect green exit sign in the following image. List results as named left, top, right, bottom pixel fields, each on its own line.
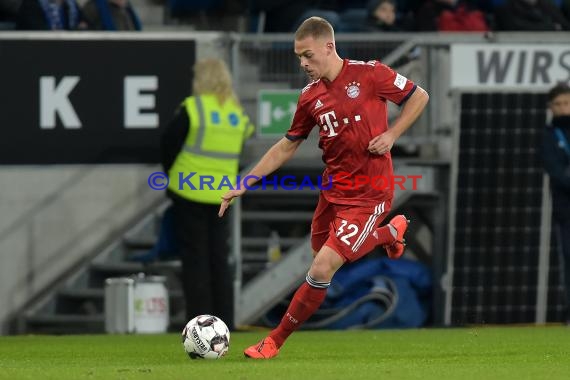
left=257, top=89, right=300, bottom=137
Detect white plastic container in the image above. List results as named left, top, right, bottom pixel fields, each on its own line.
left=133, top=275, right=169, bottom=333
left=104, top=274, right=169, bottom=334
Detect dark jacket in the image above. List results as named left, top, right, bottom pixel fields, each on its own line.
left=16, top=0, right=86, bottom=30
left=160, top=106, right=189, bottom=174
left=542, top=115, right=570, bottom=222
left=495, top=0, right=570, bottom=31
left=82, top=0, right=141, bottom=31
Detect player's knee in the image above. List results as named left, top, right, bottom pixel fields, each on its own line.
left=307, top=265, right=333, bottom=283
left=309, top=245, right=344, bottom=282
left=308, top=258, right=338, bottom=282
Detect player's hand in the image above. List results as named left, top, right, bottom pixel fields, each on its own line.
left=368, top=130, right=396, bottom=155
left=218, top=189, right=246, bottom=217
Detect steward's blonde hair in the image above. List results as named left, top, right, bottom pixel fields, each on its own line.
left=192, top=58, right=236, bottom=104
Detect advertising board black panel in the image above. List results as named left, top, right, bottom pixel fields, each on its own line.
left=0, top=39, right=195, bottom=164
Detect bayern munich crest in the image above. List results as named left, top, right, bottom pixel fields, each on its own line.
left=345, top=81, right=360, bottom=99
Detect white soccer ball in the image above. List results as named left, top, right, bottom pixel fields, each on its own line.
left=182, top=315, right=230, bottom=359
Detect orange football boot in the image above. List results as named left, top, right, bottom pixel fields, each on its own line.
left=384, top=215, right=409, bottom=259
left=244, top=336, right=280, bottom=359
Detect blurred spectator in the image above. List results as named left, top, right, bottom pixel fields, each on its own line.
left=415, top=0, right=489, bottom=31
left=0, top=0, right=21, bottom=25
left=293, top=8, right=343, bottom=32
left=494, top=0, right=570, bottom=31
left=365, top=0, right=400, bottom=31
left=541, top=83, right=570, bottom=324
left=562, top=0, right=570, bottom=21
left=252, top=0, right=343, bottom=32
left=16, top=0, right=88, bottom=30
left=252, top=0, right=309, bottom=32
left=82, top=0, right=141, bottom=30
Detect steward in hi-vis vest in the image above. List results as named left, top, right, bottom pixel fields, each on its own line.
left=159, top=58, right=254, bottom=331
left=167, top=94, right=254, bottom=204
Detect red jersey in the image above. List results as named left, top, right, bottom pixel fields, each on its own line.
left=286, top=59, right=417, bottom=206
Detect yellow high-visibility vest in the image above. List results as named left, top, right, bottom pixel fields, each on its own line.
left=168, top=94, right=254, bottom=204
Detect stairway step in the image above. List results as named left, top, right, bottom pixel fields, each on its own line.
left=91, top=260, right=181, bottom=273
left=59, top=288, right=183, bottom=299
left=243, top=199, right=317, bottom=208
left=242, top=262, right=270, bottom=273
left=241, top=237, right=305, bottom=248
left=246, top=188, right=319, bottom=196
left=91, top=261, right=144, bottom=272
left=242, top=211, right=313, bottom=221
left=123, top=239, right=156, bottom=250
left=59, top=288, right=103, bottom=298
left=242, top=252, right=269, bottom=261
left=88, top=261, right=182, bottom=288
left=25, top=313, right=188, bottom=334
left=27, top=314, right=104, bottom=324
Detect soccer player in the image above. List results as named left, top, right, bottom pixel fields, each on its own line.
left=218, top=16, right=429, bottom=358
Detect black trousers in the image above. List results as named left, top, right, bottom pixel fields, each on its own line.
left=556, top=218, right=570, bottom=321
left=552, top=191, right=570, bottom=321
left=170, top=194, right=234, bottom=330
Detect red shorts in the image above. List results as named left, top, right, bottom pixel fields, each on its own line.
left=311, top=193, right=392, bottom=263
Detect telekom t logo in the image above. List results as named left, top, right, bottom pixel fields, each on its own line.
left=318, top=110, right=361, bottom=137
left=319, top=111, right=339, bottom=137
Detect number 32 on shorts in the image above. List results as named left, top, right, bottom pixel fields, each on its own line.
left=336, top=220, right=359, bottom=246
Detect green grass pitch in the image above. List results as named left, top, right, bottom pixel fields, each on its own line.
left=1, top=327, right=569, bottom=380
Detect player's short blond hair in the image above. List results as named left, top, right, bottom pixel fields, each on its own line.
left=294, top=17, right=335, bottom=41
left=192, top=58, right=236, bottom=104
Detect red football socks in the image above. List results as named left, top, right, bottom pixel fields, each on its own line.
left=267, top=224, right=397, bottom=348
left=269, top=282, right=327, bottom=348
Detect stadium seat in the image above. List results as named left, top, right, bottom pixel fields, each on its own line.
left=0, top=21, right=15, bottom=30
left=338, top=8, right=369, bottom=32
left=167, top=0, right=224, bottom=17
left=291, top=9, right=343, bottom=32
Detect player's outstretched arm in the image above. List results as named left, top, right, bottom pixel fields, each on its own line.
left=368, top=86, right=429, bottom=155
left=218, top=137, right=303, bottom=217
